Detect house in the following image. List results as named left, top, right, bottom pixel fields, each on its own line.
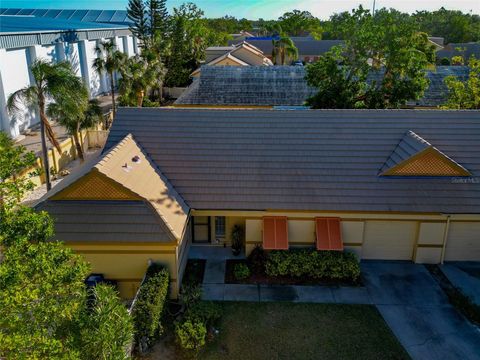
left=0, top=11, right=138, bottom=138
left=35, top=108, right=480, bottom=299
left=176, top=65, right=469, bottom=108
left=229, top=38, right=344, bottom=63
left=436, top=42, right=480, bottom=63
left=176, top=66, right=315, bottom=107
left=192, top=41, right=272, bottom=77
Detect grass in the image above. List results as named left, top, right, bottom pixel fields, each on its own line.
left=199, top=302, right=409, bottom=360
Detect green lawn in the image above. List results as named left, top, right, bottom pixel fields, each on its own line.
left=200, top=302, right=410, bottom=360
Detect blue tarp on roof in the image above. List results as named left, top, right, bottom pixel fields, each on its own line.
left=0, top=15, right=127, bottom=33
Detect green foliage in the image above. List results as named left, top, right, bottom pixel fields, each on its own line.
left=265, top=249, right=361, bottom=282
left=443, top=57, right=480, bottom=109
left=80, top=284, right=134, bottom=360
left=247, top=245, right=268, bottom=274
left=0, top=232, right=90, bottom=359
left=127, top=0, right=169, bottom=49
left=233, top=263, right=251, bottom=280
left=306, top=6, right=435, bottom=109
left=278, top=10, right=322, bottom=38
left=175, top=320, right=207, bottom=351
left=272, top=36, right=299, bottom=65
left=0, top=206, right=53, bottom=247
left=231, top=224, right=244, bottom=253
left=184, top=301, right=222, bottom=326
left=451, top=55, right=465, bottom=66
left=412, top=7, right=480, bottom=43
left=205, top=15, right=252, bottom=34
left=0, top=132, right=36, bottom=210
left=439, top=57, right=451, bottom=65
left=131, top=264, right=170, bottom=352
left=179, top=283, right=203, bottom=308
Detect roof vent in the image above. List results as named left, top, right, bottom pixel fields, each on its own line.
left=132, top=155, right=141, bottom=163
left=380, top=131, right=471, bottom=177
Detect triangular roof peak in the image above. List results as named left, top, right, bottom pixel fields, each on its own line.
left=39, top=134, right=190, bottom=241
left=380, top=130, right=471, bottom=177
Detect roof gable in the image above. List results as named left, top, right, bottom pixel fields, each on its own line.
left=380, top=131, right=471, bottom=177
left=38, top=134, right=190, bottom=241
left=51, top=171, right=142, bottom=200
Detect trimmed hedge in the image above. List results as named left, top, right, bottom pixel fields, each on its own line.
left=131, top=264, right=170, bottom=353
left=265, top=249, right=360, bottom=282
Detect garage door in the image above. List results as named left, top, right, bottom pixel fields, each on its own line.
left=362, top=221, right=416, bottom=260
left=445, top=222, right=480, bottom=261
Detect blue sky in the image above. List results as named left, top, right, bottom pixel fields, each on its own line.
left=1, top=0, right=479, bottom=19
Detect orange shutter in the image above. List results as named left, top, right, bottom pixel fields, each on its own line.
left=315, top=217, right=343, bottom=251
left=263, top=217, right=289, bottom=250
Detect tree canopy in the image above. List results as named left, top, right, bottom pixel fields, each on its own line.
left=443, top=57, right=480, bottom=109
left=306, top=7, right=436, bottom=109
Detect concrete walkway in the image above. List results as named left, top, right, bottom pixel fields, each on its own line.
left=440, top=262, right=480, bottom=305
left=362, top=262, right=480, bottom=360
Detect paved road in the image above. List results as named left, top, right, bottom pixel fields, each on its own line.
left=362, top=262, right=480, bottom=360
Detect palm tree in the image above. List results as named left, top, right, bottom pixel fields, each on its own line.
left=92, top=40, right=127, bottom=119
left=272, top=36, right=299, bottom=65
left=7, top=59, right=80, bottom=191
left=119, top=54, right=166, bottom=107
left=47, top=81, right=103, bottom=161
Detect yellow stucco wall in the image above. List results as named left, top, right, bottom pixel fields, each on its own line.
left=69, top=243, right=178, bottom=299
left=194, top=211, right=480, bottom=263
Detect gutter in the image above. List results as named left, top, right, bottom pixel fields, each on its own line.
left=440, top=215, right=451, bottom=264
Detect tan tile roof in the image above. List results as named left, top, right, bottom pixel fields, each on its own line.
left=37, top=134, right=190, bottom=242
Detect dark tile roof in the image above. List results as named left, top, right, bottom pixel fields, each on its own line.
left=175, top=66, right=316, bottom=106
left=38, top=200, right=175, bottom=243
left=176, top=65, right=470, bottom=107
left=437, top=43, right=480, bottom=61
left=106, top=108, right=480, bottom=214
left=228, top=39, right=344, bottom=56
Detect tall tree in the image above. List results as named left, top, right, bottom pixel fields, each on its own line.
left=127, top=0, right=170, bottom=48
left=278, top=10, right=323, bottom=38
left=443, top=57, right=480, bottom=109
left=92, top=40, right=127, bottom=119
left=7, top=60, right=80, bottom=191
left=0, top=132, right=36, bottom=211
left=119, top=54, right=166, bottom=107
left=306, top=7, right=436, bottom=109
left=47, top=82, right=103, bottom=161
left=272, top=36, right=299, bottom=65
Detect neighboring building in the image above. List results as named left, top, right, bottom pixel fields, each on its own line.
left=36, top=108, right=480, bottom=299
left=192, top=41, right=272, bottom=77
left=437, top=42, right=480, bottom=62
left=176, top=65, right=469, bottom=108
left=176, top=66, right=315, bottom=107
left=230, top=30, right=255, bottom=41
left=0, top=8, right=131, bottom=25
left=0, top=13, right=138, bottom=138
left=229, top=38, right=344, bottom=63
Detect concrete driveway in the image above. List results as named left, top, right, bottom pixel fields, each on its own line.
left=362, top=262, right=480, bottom=360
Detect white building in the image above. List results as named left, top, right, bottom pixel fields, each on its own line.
left=0, top=13, right=138, bottom=138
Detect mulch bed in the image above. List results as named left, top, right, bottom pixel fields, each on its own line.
left=225, top=259, right=362, bottom=286
left=182, top=259, right=206, bottom=286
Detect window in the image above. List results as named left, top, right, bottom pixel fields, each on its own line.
left=215, top=216, right=226, bottom=240
left=315, top=217, right=343, bottom=251
left=263, top=217, right=288, bottom=250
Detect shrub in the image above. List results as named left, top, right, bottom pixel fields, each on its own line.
left=440, top=57, right=451, bottom=65
left=265, top=249, right=360, bottom=282
left=179, top=283, right=203, bottom=308
left=185, top=301, right=222, bottom=326
left=234, top=263, right=251, bottom=280
left=175, top=320, right=207, bottom=351
left=231, top=225, right=244, bottom=254
left=131, top=264, right=170, bottom=353
left=247, top=245, right=267, bottom=274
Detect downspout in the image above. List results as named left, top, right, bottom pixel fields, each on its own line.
left=440, top=215, right=451, bottom=264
